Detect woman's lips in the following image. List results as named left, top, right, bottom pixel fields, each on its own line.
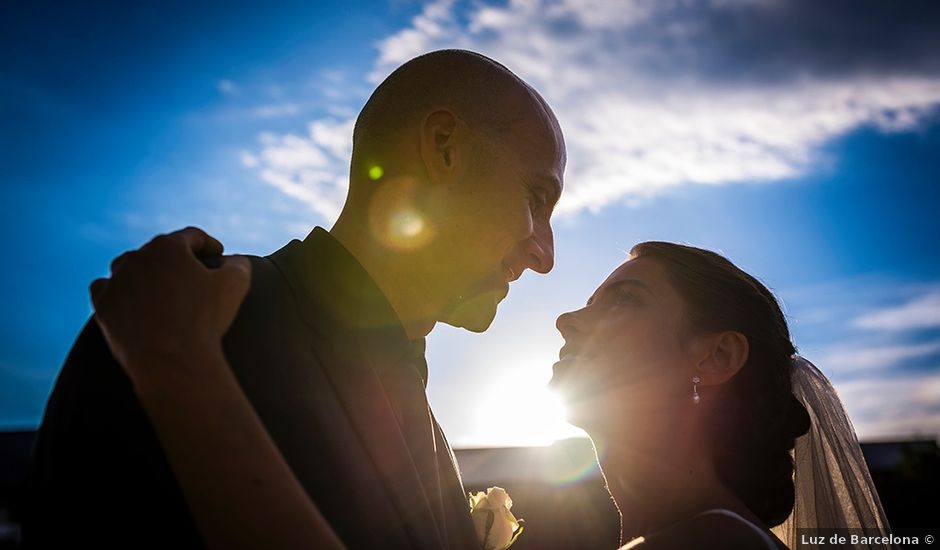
left=550, top=354, right=588, bottom=388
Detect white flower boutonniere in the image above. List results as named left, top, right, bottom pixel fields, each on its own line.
left=469, top=486, right=524, bottom=550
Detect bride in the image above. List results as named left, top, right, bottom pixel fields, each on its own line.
left=89, top=228, right=891, bottom=549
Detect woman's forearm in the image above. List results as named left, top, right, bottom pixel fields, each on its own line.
left=132, top=346, right=345, bottom=550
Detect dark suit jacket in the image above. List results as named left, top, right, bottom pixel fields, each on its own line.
left=24, top=227, right=479, bottom=549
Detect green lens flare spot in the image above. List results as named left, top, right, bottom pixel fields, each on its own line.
left=368, top=165, right=384, bottom=181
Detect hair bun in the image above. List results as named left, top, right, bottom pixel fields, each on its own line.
left=785, top=395, right=811, bottom=443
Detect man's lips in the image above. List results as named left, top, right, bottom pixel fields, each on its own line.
left=467, top=270, right=512, bottom=298
left=503, top=264, right=522, bottom=284
left=498, top=280, right=510, bottom=301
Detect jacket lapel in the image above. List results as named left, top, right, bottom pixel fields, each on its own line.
left=315, top=338, right=446, bottom=550
left=432, top=412, right=481, bottom=550
left=270, top=233, right=447, bottom=550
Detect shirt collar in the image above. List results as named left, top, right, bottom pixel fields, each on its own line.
left=272, top=227, right=428, bottom=386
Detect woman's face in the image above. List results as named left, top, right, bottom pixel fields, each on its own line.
left=550, top=255, right=698, bottom=433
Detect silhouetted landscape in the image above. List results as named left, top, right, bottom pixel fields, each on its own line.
left=2, top=433, right=936, bottom=549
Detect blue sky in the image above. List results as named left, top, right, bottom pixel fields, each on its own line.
left=2, top=0, right=939, bottom=446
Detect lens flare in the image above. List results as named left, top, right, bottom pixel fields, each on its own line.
left=368, top=176, right=435, bottom=251
left=368, top=165, right=384, bottom=180
left=391, top=209, right=424, bottom=238
left=544, top=437, right=605, bottom=486
left=381, top=206, right=433, bottom=250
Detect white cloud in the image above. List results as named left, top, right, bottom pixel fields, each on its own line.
left=819, top=341, right=940, bottom=374
left=308, top=120, right=354, bottom=160
left=835, top=370, right=940, bottom=440
left=253, top=103, right=301, bottom=118
left=243, top=0, right=940, bottom=219
left=239, top=151, right=259, bottom=168
left=244, top=119, right=355, bottom=221
left=369, top=0, right=940, bottom=215
left=256, top=168, right=346, bottom=222
left=218, top=79, right=238, bottom=96
left=853, top=290, right=940, bottom=331
left=370, top=0, right=464, bottom=83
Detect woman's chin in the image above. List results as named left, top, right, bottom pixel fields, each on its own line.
left=558, top=391, right=646, bottom=438
left=561, top=410, right=590, bottom=431
left=552, top=390, right=601, bottom=430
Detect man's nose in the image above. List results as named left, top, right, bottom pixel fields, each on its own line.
left=524, top=220, right=554, bottom=274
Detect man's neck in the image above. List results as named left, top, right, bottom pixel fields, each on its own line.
left=329, top=212, right=436, bottom=340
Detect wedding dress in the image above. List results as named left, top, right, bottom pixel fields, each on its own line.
left=620, top=508, right=782, bottom=549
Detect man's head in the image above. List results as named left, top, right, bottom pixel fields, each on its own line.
left=340, top=49, right=566, bottom=333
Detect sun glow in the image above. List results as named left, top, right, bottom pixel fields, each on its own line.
left=468, top=368, right=586, bottom=447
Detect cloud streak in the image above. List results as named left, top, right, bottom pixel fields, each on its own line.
left=218, top=79, right=239, bottom=96
left=853, top=290, right=940, bottom=331
left=820, top=341, right=940, bottom=374
left=836, top=370, right=940, bottom=440
left=253, top=103, right=301, bottom=118
left=244, top=0, right=940, bottom=219
left=240, top=118, right=354, bottom=221
left=808, top=283, right=940, bottom=437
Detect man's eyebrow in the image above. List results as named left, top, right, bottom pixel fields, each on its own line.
left=585, top=278, right=655, bottom=306
left=532, top=174, right=562, bottom=204
left=548, top=176, right=563, bottom=204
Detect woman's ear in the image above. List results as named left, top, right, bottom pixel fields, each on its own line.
left=696, top=331, right=749, bottom=386
left=419, top=109, right=464, bottom=183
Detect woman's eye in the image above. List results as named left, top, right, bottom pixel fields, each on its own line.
left=614, top=290, right=639, bottom=305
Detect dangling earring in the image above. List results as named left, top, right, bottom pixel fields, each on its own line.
left=692, top=376, right=701, bottom=404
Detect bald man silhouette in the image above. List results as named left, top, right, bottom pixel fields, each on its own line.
left=26, top=50, right=566, bottom=549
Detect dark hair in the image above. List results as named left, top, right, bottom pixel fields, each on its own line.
left=630, top=241, right=811, bottom=527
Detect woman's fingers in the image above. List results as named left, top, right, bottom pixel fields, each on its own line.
left=133, top=227, right=222, bottom=272
left=89, top=277, right=109, bottom=310
left=109, top=251, right=134, bottom=274
left=218, top=255, right=251, bottom=282
left=214, top=255, right=252, bottom=307
left=90, top=227, right=247, bottom=386
left=170, top=226, right=225, bottom=259
left=209, top=255, right=253, bottom=335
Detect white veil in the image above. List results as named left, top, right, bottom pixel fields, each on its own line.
left=771, top=356, right=894, bottom=549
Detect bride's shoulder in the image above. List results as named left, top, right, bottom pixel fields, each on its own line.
left=621, top=509, right=782, bottom=550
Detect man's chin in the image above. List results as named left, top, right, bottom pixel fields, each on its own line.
left=441, top=291, right=501, bottom=333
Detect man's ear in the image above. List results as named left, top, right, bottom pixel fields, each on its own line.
left=419, top=109, right=464, bottom=183
left=695, top=331, right=749, bottom=386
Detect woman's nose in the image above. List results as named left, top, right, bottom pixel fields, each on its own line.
left=555, top=309, right=581, bottom=338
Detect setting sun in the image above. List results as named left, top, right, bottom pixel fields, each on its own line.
left=464, top=360, right=586, bottom=448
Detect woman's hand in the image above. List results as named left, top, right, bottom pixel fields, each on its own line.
left=90, top=226, right=251, bottom=389
left=88, top=227, right=345, bottom=550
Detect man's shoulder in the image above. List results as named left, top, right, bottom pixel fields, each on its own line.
left=221, top=251, right=332, bottom=390
left=41, top=318, right=133, bottom=418
left=226, top=253, right=306, bottom=333
left=26, top=315, right=202, bottom=545
left=234, top=236, right=344, bottom=341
